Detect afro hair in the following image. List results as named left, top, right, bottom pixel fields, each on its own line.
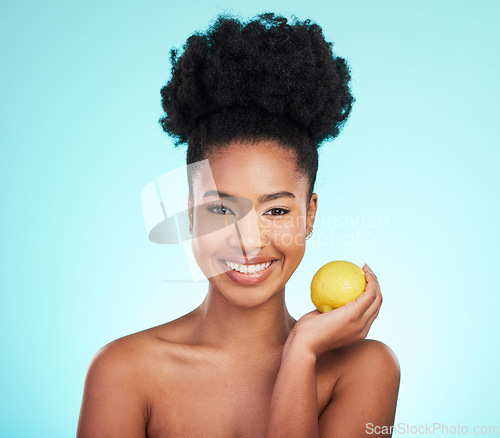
left=159, top=12, right=354, bottom=197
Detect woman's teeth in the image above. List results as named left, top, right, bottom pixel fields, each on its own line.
left=223, top=260, right=273, bottom=274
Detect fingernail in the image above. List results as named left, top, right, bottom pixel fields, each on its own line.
left=365, top=264, right=374, bottom=274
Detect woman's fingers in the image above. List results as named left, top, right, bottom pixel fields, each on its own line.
left=345, top=264, right=382, bottom=326
left=363, top=263, right=377, bottom=279
left=361, top=265, right=382, bottom=332
left=364, top=299, right=381, bottom=330
left=322, top=264, right=381, bottom=325
left=350, top=266, right=378, bottom=313
left=363, top=264, right=379, bottom=290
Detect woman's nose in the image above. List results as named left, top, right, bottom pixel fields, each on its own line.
left=228, top=207, right=268, bottom=255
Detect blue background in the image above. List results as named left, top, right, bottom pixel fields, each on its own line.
left=1, top=1, right=499, bottom=436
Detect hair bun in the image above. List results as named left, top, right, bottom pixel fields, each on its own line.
left=160, top=12, right=354, bottom=146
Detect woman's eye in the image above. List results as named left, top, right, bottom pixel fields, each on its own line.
left=264, top=208, right=290, bottom=216
left=207, top=204, right=235, bottom=215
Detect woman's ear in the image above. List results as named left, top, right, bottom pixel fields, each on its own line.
left=306, top=193, right=318, bottom=233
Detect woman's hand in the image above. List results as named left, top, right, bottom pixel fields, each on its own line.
left=288, top=264, right=382, bottom=358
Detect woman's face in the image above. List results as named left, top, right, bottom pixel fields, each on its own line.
left=189, top=140, right=317, bottom=308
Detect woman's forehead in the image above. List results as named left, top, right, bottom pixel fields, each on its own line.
left=191, top=141, right=308, bottom=200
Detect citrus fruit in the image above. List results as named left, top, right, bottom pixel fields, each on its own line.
left=311, top=261, right=366, bottom=312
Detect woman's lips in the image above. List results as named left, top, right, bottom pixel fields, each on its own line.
left=218, top=258, right=279, bottom=285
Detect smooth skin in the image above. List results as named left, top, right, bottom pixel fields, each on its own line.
left=77, top=141, right=400, bottom=437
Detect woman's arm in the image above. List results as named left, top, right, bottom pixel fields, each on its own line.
left=76, top=340, right=148, bottom=438
left=265, top=338, right=320, bottom=437
left=265, top=265, right=400, bottom=438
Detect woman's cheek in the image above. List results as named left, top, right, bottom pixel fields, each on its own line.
left=191, top=226, right=234, bottom=278
left=270, top=221, right=307, bottom=256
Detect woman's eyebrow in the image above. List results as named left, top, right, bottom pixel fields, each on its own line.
left=259, top=191, right=296, bottom=203
left=202, top=190, right=238, bottom=201
left=202, top=190, right=296, bottom=203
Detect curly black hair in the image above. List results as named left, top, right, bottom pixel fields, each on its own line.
left=159, top=12, right=354, bottom=199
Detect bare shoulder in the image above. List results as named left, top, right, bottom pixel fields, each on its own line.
left=317, top=340, right=400, bottom=437
left=338, top=339, right=400, bottom=375
left=84, top=313, right=197, bottom=380
left=318, top=339, right=400, bottom=381
left=77, top=331, right=160, bottom=437
left=77, top=336, right=146, bottom=437
left=87, top=330, right=156, bottom=377
left=327, top=339, right=401, bottom=395
left=77, top=316, right=194, bottom=438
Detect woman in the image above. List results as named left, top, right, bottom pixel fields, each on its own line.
left=77, top=13, right=400, bottom=437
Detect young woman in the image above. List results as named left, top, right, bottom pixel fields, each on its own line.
left=77, top=13, right=400, bottom=438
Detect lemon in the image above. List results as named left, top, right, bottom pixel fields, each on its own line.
left=311, top=261, right=366, bottom=312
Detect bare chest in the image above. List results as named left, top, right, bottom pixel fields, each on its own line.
left=146, top=364, right=275, bottom=437
left=145, top=358, right=336, bottom=438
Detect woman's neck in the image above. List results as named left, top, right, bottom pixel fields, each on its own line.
left=192, top=284, right=296, bottom=356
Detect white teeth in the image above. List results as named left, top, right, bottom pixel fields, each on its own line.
left=223, top=260, right=274, bottom=274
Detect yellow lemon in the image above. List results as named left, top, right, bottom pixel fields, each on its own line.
left=311, top=261, right=366, bottom=312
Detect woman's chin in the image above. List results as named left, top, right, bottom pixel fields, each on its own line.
left=207, top=273, right=285, bottom=309
left=219, top=288, right=283, bottom=309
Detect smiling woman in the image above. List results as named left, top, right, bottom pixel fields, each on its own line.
left=189, top=141, right=314, bottom=305
left=77, top=12, right=400, bottom=438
